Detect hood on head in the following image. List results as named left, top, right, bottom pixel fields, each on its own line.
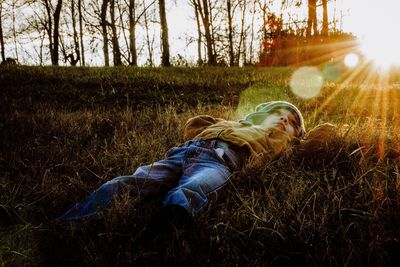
left=240, top=101, right=306, bottom=138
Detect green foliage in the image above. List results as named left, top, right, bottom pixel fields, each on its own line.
left=1, top=66, right=400, bottom=266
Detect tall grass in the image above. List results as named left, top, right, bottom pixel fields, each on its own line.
left=1, top=66, right=400, bottom=266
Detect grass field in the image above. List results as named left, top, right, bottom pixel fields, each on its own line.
left=1, top=65, right=400, bottom=266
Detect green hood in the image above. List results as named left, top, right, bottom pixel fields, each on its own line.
left=240, top=101, right=306, bottom=138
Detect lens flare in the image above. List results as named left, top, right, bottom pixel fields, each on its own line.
left=344, top=53, right=360, bottom=68
left=290, top=67, right=324, bottom=99
left=354, top=1, right=400, bottom=68
left=322, top=62, right=342, bottom=81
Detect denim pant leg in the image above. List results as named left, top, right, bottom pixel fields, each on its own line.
left=58, top=146, right=186, bottom=221
left=163, top=143, right=232, bottom=216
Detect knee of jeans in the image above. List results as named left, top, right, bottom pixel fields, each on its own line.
left=180, top=180, right=212, bottom=199
left=103, top=176, right=133, bottom=188
left=182, top=179, right=202, bottom=191
left=132, top=166, right=152, bottom=178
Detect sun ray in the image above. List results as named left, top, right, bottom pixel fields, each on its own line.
left=360, top=66, right=392, bottom=161
left=390, top=89, right=400, bottom=156
left=288, top=40, right=360, bottom=67
left=347, top=64, right=382, bottom=117
left=346, top=89, right=367, bottom=117
left=377, top=72, right=390, bottom=160
left=309, top=59, right=370, bottom=123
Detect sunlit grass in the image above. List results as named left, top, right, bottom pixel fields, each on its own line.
left=1, top=65, right=400, bottom=266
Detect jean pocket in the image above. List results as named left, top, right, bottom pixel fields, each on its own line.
left=214, top=148, right=225, bottom=161
left=165, top=146, right=180, bottom=157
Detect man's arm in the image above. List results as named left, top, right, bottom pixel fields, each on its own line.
left=183, top=115, right=225, bottom=140
left=295, top=123, right=342, bottom=161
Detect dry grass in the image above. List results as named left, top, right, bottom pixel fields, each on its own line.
left=1, top=66, right=400, bottom=266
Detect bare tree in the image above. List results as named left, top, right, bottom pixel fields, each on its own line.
left=27, top=17, right=47, bottom=65
left=128, top=0, right=137, bottom=66
left=306, top=0, right=317, bottom=37
left=159, top=0, right=170, bottom=66
left=208, top=0, right=217, bottom=61
left=10, top=0, right=20, bottom=61
left=26, top=2, right=48, bottom=64
left=189, top=0, right=203, bottom=65
left=0, top=2, right=5, bottom=62
left=236, top=0, right=247, bottom=65
left=66, top=0, right=80, bottom=66
left=258, top=0, right=268, bottom=55
left=226, top=0, right=234, bottom=66
left=42, top=0, right=63, bottom=65
left=226, top=0, right=247, bottom=66
left=101, top=0, right=110, bottom=66
left=321, top=0, right=328, bottom=36
left=0, top=0, right=343, bottom=66
left=193, top=0, right=216, bottom=65
left=78, top=0, right=85, bottom=65
left=110, top=0, right=122, bottom=65
left=116, top=0, right=128, bottom=62
left=248, top=0, right=256, bottom=65
left=127, top=0, right=156, bottom=66
left=143, top=0, right=154, bottom=66
left=53, top=0, right=63, bottom=65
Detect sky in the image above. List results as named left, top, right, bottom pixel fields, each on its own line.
left=338, top=0, right=399, bottom=37
left=166, top=0, right=368, bottom=38
left=165, top=0, right=371, bottom=62
left=165, top=0, right=400, bottom=67
left=337, top=0, right=400, bottom=67
left=5, top=0, right=400, bottom=66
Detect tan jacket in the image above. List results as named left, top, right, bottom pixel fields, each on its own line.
left=183, top=115, right=294, bottom=161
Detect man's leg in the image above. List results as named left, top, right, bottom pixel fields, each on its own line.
left=137, top=140, right=232, bottom=243
left=57, top=146, right=187, bottom=221
left=162, top=144, right=232, bottom=216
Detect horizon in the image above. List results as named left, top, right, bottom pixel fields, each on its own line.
left=1, top=0, right=399, bottom=67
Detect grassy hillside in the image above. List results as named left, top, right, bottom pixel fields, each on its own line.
left=1, top=66, right=400, bottom=266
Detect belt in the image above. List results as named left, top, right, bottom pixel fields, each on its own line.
left=199, top=139, right=247, bottom=170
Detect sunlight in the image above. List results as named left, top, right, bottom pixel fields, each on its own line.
left=360, top=37, right=400, bottom=69
left=344, top=53, right=359, bottom=68
left=355, top=0, right=400, bottom=68
left=289, top=67, right=323, bottom=99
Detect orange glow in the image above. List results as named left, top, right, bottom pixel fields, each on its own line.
left=351, top=0, right=400, bottom=68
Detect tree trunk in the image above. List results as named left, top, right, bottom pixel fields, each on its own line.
left=44, top=0, right=54, bottom=64
left=237, top=0, right=247, bottom=66
left=248, top=0, right=256, bottom=65
left=0, top=3, right=5, bottom=62
left=11, top=0, right=18, bottom=61
left=117, top=0, right=130, bottom=64
left=306, top=0, right=317, bottom=37
left=52, top=0, right=63, bottom=65
left=129, top=0, right=137, bottom=66
left=196, top=0, right=215, bottom=65
left=143, top=0, right=154, bottom=66
left=70, top=0, right=80, bottom=66
left=321, top=0, right=328, bottom=36
left=78, top=0, right=85, bottom=66
left=259, top=0, right=268, bottom=52
left=110, top=0, right=122, bottom=66
left=192, top=0, right=202, bottom=65
left=101, top=0, right=110, bottom=66
left=208, top=0, right=217, bottom=63
left=39, top=32, right=44, bottom=65
left=227, top=0, right=234, bottom=66
left=159, top=0, right=170, bottom=66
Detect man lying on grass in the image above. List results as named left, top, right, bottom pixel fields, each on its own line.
left=57, top=101, right=312, bottom=235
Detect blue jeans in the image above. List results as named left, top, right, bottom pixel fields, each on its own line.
left=58, top=139, right=244, bottom=221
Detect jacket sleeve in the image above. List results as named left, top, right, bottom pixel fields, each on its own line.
left=183, top=115, right=225, bottom=140
left=299, top=123, right=340, bottom=152
left=295, top=123, right=341, bottom=160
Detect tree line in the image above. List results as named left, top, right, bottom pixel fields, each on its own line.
left=0, top=0, right=354, bottom=67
